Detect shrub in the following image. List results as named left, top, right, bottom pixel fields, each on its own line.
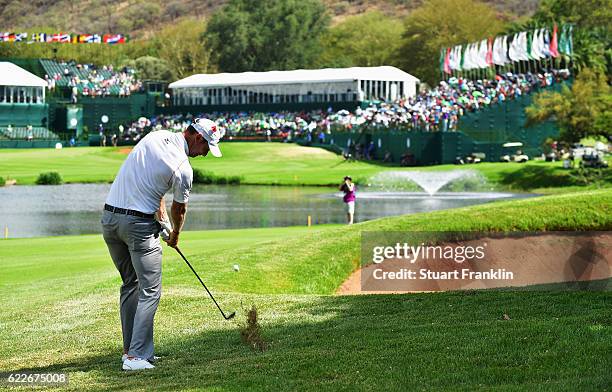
left=228, top=176, right=242, bottom=185
left=192, top=168, right=242, bottom=185
left=36, top=172, right=63, bottom=185
left=192, top=168, right=215, bottom=184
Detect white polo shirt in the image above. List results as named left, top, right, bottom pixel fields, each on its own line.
left=106, top=130, right=193, bottom=214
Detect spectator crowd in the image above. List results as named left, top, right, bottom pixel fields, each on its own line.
left=109, top=69, right=570, bottom=144
left=44, top=62, right=143, bottom=101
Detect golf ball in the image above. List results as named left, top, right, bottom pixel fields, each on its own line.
left=233, top=264, right=240, bottom=272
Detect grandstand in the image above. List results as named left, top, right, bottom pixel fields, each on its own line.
left=169, top=66, right=419, bottom=109
left=0, top=62, right=59, bottom=144
left=39, top=59, right=141, bottom=96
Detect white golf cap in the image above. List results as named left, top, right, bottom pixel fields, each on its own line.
left=191, top=118, right=225, bottom=157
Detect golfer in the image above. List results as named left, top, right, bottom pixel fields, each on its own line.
left=101, top=118, right=224, bottom=371
left=340, top=176, right=356, bottom=224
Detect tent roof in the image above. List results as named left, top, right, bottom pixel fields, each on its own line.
left=169, top=66, right=419, bottom=89
left=0, top=62, right=47, bottom=87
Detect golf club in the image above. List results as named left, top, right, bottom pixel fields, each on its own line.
left=172, top=246, right=235, bottom=320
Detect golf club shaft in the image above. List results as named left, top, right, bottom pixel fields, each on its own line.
left=174, top=246, right=233, bottom=320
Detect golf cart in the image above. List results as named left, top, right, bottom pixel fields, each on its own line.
left=580, top=148, right=609, bottom=169
left=501, top=142, right=529, bottom=163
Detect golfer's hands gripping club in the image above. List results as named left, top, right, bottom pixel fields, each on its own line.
left=156, top=210, right=178, bottom=248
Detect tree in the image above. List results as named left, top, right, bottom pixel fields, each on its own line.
left=526, top=68, right=611, bottom=142
left=396, top=0, right=508, bottom=86
left=529, top=0, right=611, bottom=75
left=205, top=0, right=330, bottom=72
left=316, top=11, right=403, bottom=68
left=153, top=18, right=215, bottom=80
left=124, top=56, right=173, bottom=81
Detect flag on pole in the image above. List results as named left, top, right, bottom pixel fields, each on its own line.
left=103, top=34, right=126, bottom=44
left=518, top=32, right=531, bottom=61
left=486, top=38, right=493, bottom=66
left=559, top=24, right=574, bottom=56
left=455, top=45, right=463, bottom=71
left=508, top=33, right=520, bottom=62
left=13, top=32, right=27, bottom=42
left=530, top=29, right=541, bottom=60
left=444, top=47, right=452, bottom=74
left=31, top=33, right=46, bottom=42
left=549, top=24, right=559, bottom=57
left=477, top=39, right=488, bottom=68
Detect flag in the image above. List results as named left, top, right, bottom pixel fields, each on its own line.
left=31, top=33, right=46, bottom=43
left=525, top=31, right=534, bottom=60
left=444, top=47, right=451, bottom=74
left=517, top=32, right=530, bottom=61
left=475, top=39, right=487, bottom=68
left=541, top=28, right=551, bottom=57
left=559, top=24, right=574, bottom=56
left=468, top=42, right=479, bottom=69
left=454, top=45, right=463, bottom=71
left=14, top=32, right=27, bottom=42
left=0, top=32, right=8, bottom=42
left=103, top=34, right=126, bottom=44
left=71, top=34, right=79, bottom=44
left=549, top=24, right=559, bottom=57
left=79, top=34, right=93, bottom=43
left=486, top=37, right=493, bottom=66
left=462, top=43, right=472, bottom=70
left=529, top=29, right=541, bottom=60
left=493, top=36, right=508, bottom=65
left=449, top=45, right=461, bottom=71
left=92, top=34, right=102, bottom=43
left=508, top=33, right=520, bottom=62
left=59, top=33, right=71, bottom=43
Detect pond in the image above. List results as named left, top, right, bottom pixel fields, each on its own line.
left=0, top=184, right=531, bottom=238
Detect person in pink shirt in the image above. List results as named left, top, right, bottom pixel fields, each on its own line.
left=339, top=176, right=356, bottom=225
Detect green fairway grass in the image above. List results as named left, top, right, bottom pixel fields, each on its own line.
left=1, top=143, right=609, bottom=192
left=1, top=190, right=611, bottom=390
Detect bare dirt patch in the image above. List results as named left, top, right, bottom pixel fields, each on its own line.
left=338, top=232, right=612, bottom=295
left=117, top=147, right=133, bottom=155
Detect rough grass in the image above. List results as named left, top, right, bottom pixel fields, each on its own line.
left=1, top=144, right=609, bottom=192
left=1, top=191, right=611, bottom=390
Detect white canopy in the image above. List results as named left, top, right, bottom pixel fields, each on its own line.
left=0, top=62, right=47, bottom=87
left=170, top=66, right=419, bottom=89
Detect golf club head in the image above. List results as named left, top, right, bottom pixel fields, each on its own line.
left=225, top=312, right=236, bottom=320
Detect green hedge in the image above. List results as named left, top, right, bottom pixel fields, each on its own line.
left=193, top=168, right=241, bottom=185
left=36, top=172, right=63, bottom=185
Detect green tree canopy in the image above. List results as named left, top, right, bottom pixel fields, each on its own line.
left=316, top=11, right=403, bottom=68
left=153, top=18, right=215, bottom=80
left=529, top=0, right=611, bottom=75
left=205, top=0, right=330, bottom=72
left=396, top=0, right=507, bottom=86
left=124, top=56, right=173, bottom=81
left=526, top=68, right=611, bottom=142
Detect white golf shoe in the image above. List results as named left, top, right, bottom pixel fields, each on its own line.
left=122, top=357, right=155, bottom=371
left=121, top=354, right=160, bottom=363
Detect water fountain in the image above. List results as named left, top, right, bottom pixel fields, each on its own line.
left=369, top=170, right=487, bottom=195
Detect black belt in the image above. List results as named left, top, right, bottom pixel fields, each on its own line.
left=104, top=204, right=154, bottom=219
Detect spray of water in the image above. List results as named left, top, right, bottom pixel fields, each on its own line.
left=369, top=170, right=486, bottom=195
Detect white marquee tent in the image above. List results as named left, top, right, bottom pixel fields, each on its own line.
left=0, top=62, right=47, bottom=104
left=169, top=66, right=419, bottom=106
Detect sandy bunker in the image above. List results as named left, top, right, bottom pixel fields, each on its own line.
left=338, top=232, right=611, bottom=294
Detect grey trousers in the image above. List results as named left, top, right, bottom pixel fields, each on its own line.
left=101, top=210, right=162, bottom=360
